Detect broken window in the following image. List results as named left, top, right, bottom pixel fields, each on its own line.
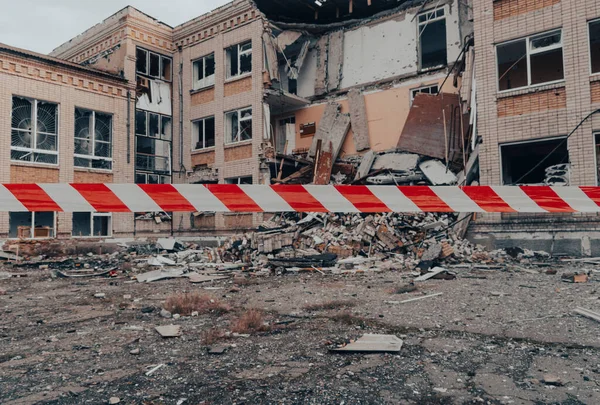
left=9, top=212, right=55, bottom=239
left=136, top=137, right=171, bottom=173
left=72, top=212, right=112, bottom=237
left=225, top=108, right=252, bottom=144
left=226, top=176, right=253, bottom=185
left=135, top=110, right=171, bottom=140
left=497, top=30, right=564, bottom=91
left=418, top=8, right=447, bottom=70
left=501, top=137, right=568, bottom=185
left=11, top=96, right=58, bottom=165
left=226, top=41, right=252, bottom=78
left=136, top=47, right=172, bottom=81
left=410, top=84, right=440, bottom=105
left=74, top=108, right=112, bottom=170
left=193, top=116, right=216, bottom=150
left=136, top=48, right=148, bottom=75
left=193, top=53, right=215, bottom=90
left=590, top=19, right=600, bottom=74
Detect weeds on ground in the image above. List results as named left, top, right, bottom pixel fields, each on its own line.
left=304, top=300, right=357, bottom=312
left=201, top=327, right=228, bottom=345
left=231, top=309, right=271, bottom=333
left=164, top=292, right=231, bottom=316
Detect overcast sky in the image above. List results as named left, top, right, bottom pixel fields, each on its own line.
left=0, top=0, right=232, bottom=54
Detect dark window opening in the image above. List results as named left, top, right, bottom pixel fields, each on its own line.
left=497, top=40, right=528, bottom=91
left=161, top=57, right=172, bottom=81
left=148, top=113, right=160, bottom=138
left=226, top=176, right=253, bottom=185
left=590, top=20, right=600, bottom=74
left=149, top=53, right=160, bottom=77
left=501, top=138, right=568, bottom=185
left=288, top=78, right=298, bottom=95
left=136, top=48, right=148, bottom=74
left=135, top=110, right=147, bottom=136
left=205, top=55, right=215, bottom=77
left=228, top=46, right=239, bottom=77
left=420, top=18, right=447, bottom=69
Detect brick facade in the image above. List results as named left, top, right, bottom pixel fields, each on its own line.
left=73, top=171, right=114, bottom=183
left=191, top=87, right=215, bottom=105
left=497, top=88, right=567, bottom=117
left=224, top=76, right=252, bottom=97
left=224, top=143, right=253, bottom=162
left=191, top=150, right=216, bottom=167
left=10, top=166, right=60, bottom=183
left=493, top=0, right=561, bottom=21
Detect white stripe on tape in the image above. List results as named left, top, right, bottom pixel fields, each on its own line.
left=39, top=184, right=95, bottom=212
left=239, top=185, right=294, bottom=212
left=552, top=187, right=600, bottom=212
left=0, top=185, right=28, bottom=212
left=304, top=185, right=360, bottom=213
left=106, top=184, right=162, bottom=212
left=491, top=186, right=547, bottom=213
left=431, top=187, right=485, bottom=212
left=172, top=184, right=230, bottom=212
left=368, top=186, right=422, bottom=212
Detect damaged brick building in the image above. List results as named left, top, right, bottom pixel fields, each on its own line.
left=0, top=0, right=475, bottom=239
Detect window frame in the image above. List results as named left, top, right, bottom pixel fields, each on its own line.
left=498, top=135, right=568, bottom=185
left=417, top=6, right=448, bottom=72
left=135, top=109, right=172, bottom=141
left=192, top=116, right=216, bottom=151
left=225, top=176, right=253, bottom=185
left=225, top=107, right=253, bottom=145
left=72, top=212, right=113, bottom=238
left=410, top=84, right=440, bottom=105
left=136, top=47, right=173, bottom=81
left=74, top=108, right=113, bottom=170
left=192, top=53, right=216, bottom=90
left=9, top=212, right=56, bottom=239
left=589, top=18, right=600, bottom=76
left=226, top=40, right=252, bottom=78
left=496, top=29, right=565, bottom=93
left=10, top=96, right=59, bottom=166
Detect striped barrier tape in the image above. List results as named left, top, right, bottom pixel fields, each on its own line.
left=1, top=184, right=600, bottom=213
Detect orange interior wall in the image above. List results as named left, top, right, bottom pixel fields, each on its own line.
left=286, top=77, right=459, bottom=158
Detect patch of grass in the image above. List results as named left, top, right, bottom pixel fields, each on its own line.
left=304, top=300, right=357, bottom=312
left=233, top=277, right=260, bottom=286
left=201, top=327, right=228, bottom=345
left=164, top=293, right=231, bottom=316
left=231, top=309, right=271, bottom=333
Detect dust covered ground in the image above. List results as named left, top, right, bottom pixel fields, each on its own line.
left=2, top=264, right=600, bottom=405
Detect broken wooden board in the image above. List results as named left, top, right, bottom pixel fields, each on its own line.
left=187, top=273, right=230, bottom=284
left=331, top=334, right=403, bottom=353
left=348, top=89, right=370, bottom=151
left=155, top=325, right=182, bottom=338
left=314, top=142, right=334, bottom=185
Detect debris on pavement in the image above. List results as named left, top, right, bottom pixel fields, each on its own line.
left=574, top=307, right=600, bottom=323
left=155, top=325, right=182, bottom=338
left=414, top=267, right=456, bottom=281
left=330, top=334, right=403, bottom=353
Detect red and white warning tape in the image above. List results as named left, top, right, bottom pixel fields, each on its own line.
left=1, top=184, right=600, bottom=213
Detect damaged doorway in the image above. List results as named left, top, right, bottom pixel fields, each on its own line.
left=500, top=137, right=568, bottom=185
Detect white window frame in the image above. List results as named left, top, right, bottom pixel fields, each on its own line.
left=193, top=53, right=216, bottom=90
left=9, top=212, right=56, bottom=240
left=496, top=29, right=565, bottom=93
left=410, top=84, right=440, bottom=105
left=74, top=108, right=113, bottom=170
left=11, top=96, right=59, bottom=166
left=136, top=47, right=172, bottom=81
left=225, top=176, right=253, bottom=185
left=227, top=41, right=252, bottom=78
left=417, top=6, right=447, bottom=71
left=192, top=116, right=216, bottom=151
left=225, top=107, right=253, bottom=145
left=72, top=212, right=113, bottom=238
left=589, top=18, right=600, bottom=76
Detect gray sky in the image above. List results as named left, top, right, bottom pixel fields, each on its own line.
left=0, top=0, right=231, bottom=54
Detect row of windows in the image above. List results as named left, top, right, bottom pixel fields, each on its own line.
left=497, top=19, right=600, bottom=92
left=193, top=107, right=252, bottom=150
left=10, top=96, right=112, bottom=169
left=8, top=212, right=111, bottom=239
left=190, top=40, right=253, bottom=91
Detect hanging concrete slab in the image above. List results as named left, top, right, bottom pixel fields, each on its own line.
left=419, top=160, right=458, bottom=185
left=327, top=30, right=344, bottom=91
left=348, top=89, right=370, bottom=151
left=331, top=334, right=403, bottom=353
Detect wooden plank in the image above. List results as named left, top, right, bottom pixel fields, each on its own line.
left=272, top=165, right=313, bottom=184
left=348, top=89, right=370, bottom=151
left=276, top=140, right=289, bottom=181
left=314, top=142, right=333, bottom=185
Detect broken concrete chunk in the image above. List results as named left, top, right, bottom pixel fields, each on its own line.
left=157, top=238, right=183, bottom=252
left=419, top=160, right=458, bottom=185
left=421, top=244, right=443, bottom=261
left=331, top=334, right=403, bottom=353
left=109, top=397, right=121, bottom=404
left=348, top=89, right=370, bottom=151
left=208, top=345, right=229, bottom=355
left=371, top=153, right=419, bottom=172
left=187, top=273, right=229, bottom=284
left=136, top=269, right=186, bottom=283
left=155, top=325, right=182, bottom=338
left=148, top=255, right=176, bottom=266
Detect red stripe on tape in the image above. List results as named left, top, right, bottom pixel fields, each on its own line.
left=70, top=184, right=130, bottom=212
left=398, top=186, right=453, bottom=212
left=335, top=185, right=391, bottom=213
left=271, top=185, right=328, bottom=212
left=205, top=185, right=262, bottom=212
left=520, top=186, right=574, bottom=213
left=5, top=184, right=62, bottom=212
left=138, top=184, right=196, bottom=212
left=579, top=187, right=600, bottom=208
left=461, top=186, right=516, bottom=213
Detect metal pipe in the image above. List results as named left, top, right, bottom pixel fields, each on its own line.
left=178, top=50, right=184, bottom=173
left=126, top=90, right=131, bottom=164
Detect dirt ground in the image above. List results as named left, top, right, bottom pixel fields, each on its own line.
left=2, top=263, right=600, bottom=405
